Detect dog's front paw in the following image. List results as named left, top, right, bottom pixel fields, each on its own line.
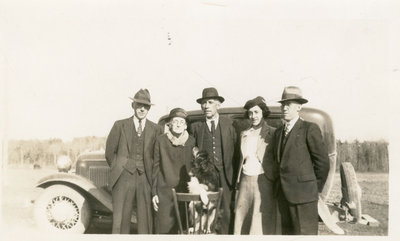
left=188, top=227, right=195, bottom=234
left=199, top=189, right=209, bottom=205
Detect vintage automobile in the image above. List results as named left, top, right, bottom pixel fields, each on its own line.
left=33, top=106, right=338, bottom=233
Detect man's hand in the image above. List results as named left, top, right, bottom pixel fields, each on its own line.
left=152, top=195, right=159, bottom=212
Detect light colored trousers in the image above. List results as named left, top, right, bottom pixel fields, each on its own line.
left=234, top=174, right=275, bottom=234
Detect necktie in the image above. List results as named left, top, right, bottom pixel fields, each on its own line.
left=280, top=123, right=290, bottom=158
left=284, top=123, right=290, bottom=137
left=211, top=120, right=216, bottom=135
left=137, top=120, right=143, bottom=136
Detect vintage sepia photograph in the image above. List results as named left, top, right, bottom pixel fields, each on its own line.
left=1, top=0, right=398, bottom=240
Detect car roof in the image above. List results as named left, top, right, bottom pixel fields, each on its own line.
left=159, top=106, right=336, bottom=154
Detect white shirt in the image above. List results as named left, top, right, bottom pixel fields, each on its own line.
left=241, top=127, right=264, bottom=176
left=205, top=115, right=219, bottom=132
left=284, top=116, right=299, bottom=133
left=133, top=115, right=146, bottom=132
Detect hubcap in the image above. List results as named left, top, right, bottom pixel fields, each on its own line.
left=46, top=195, right=79, bottom=230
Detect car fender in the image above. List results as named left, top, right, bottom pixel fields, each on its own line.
left=36, top=172, right=112, bottom=213
left=320, top=152, right=337, bottom=202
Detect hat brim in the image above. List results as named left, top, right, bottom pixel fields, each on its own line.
left=278, top=98, right=308, bottom=104
left=166, top=115, right=188, bottom=123
left=129, top=97, right=154, bottom=106
left=196, top=96, right=225, bottom=104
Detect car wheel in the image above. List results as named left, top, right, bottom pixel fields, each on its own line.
left=340, top=162, right=362, bottom=221
left=33, top=184, right=91, bottom=233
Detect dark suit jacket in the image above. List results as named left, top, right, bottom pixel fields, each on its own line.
left=236, top=121, right=276, bottom=186
left=105, top=116, right=163, bottom=188
left=190, top=116, right=237, bottom=187
left=263, top=119, right=330, bottom=204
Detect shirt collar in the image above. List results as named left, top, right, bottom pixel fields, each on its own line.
left=205, top=114, right=219, bottom=131
left=133, top=115, right=146, bottom=131
left=284, top=116, right=299, bottom=132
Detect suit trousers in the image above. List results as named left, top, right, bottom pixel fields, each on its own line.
left=277, top=186, right=318, bottom=235
left=217, top=171, right=234, bottom=234
left=112, top=169, right=152, bottom=234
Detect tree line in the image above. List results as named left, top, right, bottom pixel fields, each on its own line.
left=6, top=137, right=389, bottom=172
left=336, top=140, right=389, bottom=172
left=7, top=137, right=106, bottom=167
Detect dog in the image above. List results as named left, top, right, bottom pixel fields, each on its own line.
left=187, top=147, right=220, bottom=234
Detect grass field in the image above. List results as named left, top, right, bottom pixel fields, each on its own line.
left=320, top=173, right=388, bottom=235
left=1, top=167, right=388, bottom=236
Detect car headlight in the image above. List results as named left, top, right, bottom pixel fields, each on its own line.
left=57, top=155, right=72, bottom=172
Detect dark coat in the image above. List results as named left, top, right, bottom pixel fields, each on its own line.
left=190, top=116, right=237, bottom=187
left=152, top=134, right=195, bottom=195
left=105, top=116, right=163, bottom=188
left=263, top=119, right=330, bottom=204
left=152, top=133, right=195, bottom=234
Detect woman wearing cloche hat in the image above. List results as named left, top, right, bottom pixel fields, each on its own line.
left=151, top=108, right=196, bottom=234
left=234, top=96, right=277, bottom=234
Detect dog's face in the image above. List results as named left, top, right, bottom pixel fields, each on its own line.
left=190, top=150, right=219, bottom=192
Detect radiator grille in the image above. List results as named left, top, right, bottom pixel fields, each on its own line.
left=89, top=166, right=110, bottom=188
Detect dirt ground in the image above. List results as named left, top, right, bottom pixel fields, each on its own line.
left=1, top=167, right=53, bottom=233
left=1, top=167, right=388, bottom=237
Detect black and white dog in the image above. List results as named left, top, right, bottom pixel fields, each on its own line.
left=187, top=147, right=220, bottom=233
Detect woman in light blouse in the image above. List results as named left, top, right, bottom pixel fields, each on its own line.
left=234, top=96, right=277, bottom=234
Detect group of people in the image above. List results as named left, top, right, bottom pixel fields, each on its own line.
left=105, top=86, right=330, bottom=235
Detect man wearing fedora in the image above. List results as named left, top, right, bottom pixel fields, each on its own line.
left=189, top=87, right=238, bottom=234
left=263, top=86, right=330, bottom=235
left=105, top=89, right=162, bottom=234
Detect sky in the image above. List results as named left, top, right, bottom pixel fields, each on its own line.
left=1, top=0, right=399, bottom=142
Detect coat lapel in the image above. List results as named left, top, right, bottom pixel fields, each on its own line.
left=143, top=120, right=157, bottom=187
left=256, top=123, right=270, bottom=161
left=219, top=117, right=230, bottom=161
left=235, top=130, right=247, bottom=185
left=281, top=119, right=303, bottom=165
left=240, top=131, right=248, bottom=160
left=143, top=119, right=153, bottom=153
left=123, top=116, right=134, bottom=154
left=197, top=120, right=206, bottom=150
left=276, top=125, right=284, bottom=164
